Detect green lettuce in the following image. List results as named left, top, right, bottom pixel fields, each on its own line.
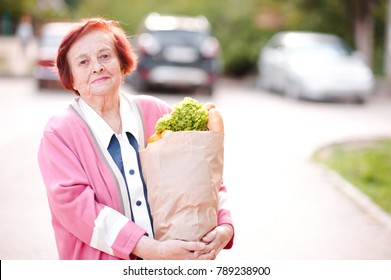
left=155, top=97, right=208, bottom=133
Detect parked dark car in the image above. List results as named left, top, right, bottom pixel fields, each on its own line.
left=128, top=13, right=221, bottom=95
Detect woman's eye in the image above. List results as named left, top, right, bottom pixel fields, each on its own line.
left=79, top=59, right=88, bottom=65
left=100, top=53, right=110, bottom=60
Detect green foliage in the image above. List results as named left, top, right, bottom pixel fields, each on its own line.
left=155, top=97, right=208, bottom=133
left=314, top=139, right=391, bottom=215
left=0, top=0, right=37, bottom=15
left=216, top=17, right=266, bottom=76
left=7, top=0, right=386, bottom=76
left=64, top=0, right=82, bottom=9
left=75, top=0, right=271, bottom=75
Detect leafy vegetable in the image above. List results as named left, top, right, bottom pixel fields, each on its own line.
left=155, top=97, right=208, bottom=133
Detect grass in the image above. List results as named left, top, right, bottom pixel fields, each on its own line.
left=313, top=138, right=391, bottom=215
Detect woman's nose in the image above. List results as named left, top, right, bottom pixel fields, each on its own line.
left=92, top=61, right=104, bottom=73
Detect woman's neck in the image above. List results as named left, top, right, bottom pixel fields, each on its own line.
left=82, top=93, right=122, bottom=134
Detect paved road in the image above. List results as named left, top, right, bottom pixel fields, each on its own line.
left=1, top=77, right=391, bottom=260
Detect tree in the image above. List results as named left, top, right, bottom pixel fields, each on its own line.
left=295, top=0, right=383, bottom=70
left=345, top=0, right=377, bottom=68
left=45, top=0, right=388, bottom=76
left=0, top=0, right=37, bottom=34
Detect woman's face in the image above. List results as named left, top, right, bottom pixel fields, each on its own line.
left=67, top=30, right=124, bottom=99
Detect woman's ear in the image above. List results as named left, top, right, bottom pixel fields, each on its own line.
left=122, top=71, right=126, bottom=83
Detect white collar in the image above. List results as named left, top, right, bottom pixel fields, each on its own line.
left=78, top=93, right=140, bottom=149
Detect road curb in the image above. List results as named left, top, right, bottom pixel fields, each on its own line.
left=315, top=163, right=391, bottom=233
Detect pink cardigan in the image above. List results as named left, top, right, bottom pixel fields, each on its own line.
left=38, top=94, right=234, bottom=260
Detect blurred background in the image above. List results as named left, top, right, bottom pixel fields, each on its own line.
left=1, top=0, right=391, bottom=260
left=1, top=0, right=391, bottom=79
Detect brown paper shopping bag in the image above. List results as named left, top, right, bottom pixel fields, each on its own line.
left=139, top=130, right=224, bottom=241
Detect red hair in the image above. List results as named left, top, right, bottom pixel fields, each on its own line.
left=56, top=18, right=137, bottom=95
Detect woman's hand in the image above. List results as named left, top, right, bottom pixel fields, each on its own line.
left=195, top=224, right=234, bottom=260
left=133, top=236, right=209, bottom=260
left=155, top=239, right=207, bottom=260
left=133, top=224, right=233, bottom=260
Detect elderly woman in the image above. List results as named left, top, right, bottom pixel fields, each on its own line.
left=38, top=18, right=234, bottom=260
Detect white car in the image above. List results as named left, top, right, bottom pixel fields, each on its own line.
left=257, top=31, right=374, bottom=103
left=34, top=22, right=77, bottom=88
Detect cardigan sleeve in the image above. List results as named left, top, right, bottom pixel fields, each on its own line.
left=38, top=127, right=145, bottom=260
left=217, top=183, right=234, bottom=249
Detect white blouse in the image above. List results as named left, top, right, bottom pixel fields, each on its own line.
left=78, top=93, right=154, bottom=238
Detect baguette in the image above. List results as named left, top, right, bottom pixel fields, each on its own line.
left=207, top=108, right=224, bottom=132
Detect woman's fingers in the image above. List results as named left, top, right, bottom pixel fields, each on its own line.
left=202, top=229, right=217, bottom=243
left=181, top=241, right=206, bottom=252
left=194, top=249, right=216, bottom=260
left=203, top=102, right=216, bottom=111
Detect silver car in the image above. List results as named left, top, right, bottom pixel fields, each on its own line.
left=257, top=31, right=374, bottom=103
left=34, top=22, right=76, bottom=88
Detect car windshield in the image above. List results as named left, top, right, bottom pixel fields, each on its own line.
left=288, top=41, right=352, bottom=58
left=150, top=30, right=206, bottom=45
